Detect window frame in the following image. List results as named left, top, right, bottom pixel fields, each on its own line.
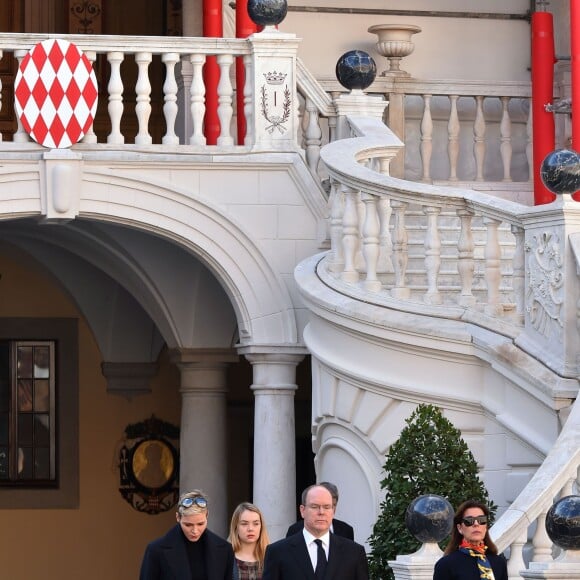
left=0, top=318, right=78, bottom=509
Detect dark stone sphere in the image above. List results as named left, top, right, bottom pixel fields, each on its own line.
left=405, top=494, right=454, bottom=543
left=247, top=0, right=288, bottom=27
left=335, top=50, right=377, bottom=91
left=545, top=495, right=580, bottom=550
left=540, top=148, right=580, bottom=195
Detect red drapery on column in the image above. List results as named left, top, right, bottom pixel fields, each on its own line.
left=236, top=0, right=258, bottom=144
left=203, top=0, right=223, bottom=145
left=572, top=0, right=580, bottom=151
left=531, top=10, right=556, bottom=204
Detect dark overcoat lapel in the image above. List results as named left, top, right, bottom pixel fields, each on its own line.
left=288, top=532, right=316, bottom=579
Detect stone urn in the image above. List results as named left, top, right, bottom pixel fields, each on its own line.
left=368, top=24, right=421, bottom=77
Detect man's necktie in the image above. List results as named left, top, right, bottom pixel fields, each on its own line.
left=314, top=539, right=327, bottom=580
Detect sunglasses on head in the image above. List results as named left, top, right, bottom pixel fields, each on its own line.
left=179, top=496, right=208, bottom=509
left=462, top=515, right=488, bottom=527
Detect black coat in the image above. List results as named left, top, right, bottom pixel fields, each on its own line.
left=433, top=549, right=508, bottom=580
left=285, top=518, right=355, bottom=541
left=263, top=531, right=368, bottom=580
left=139, top=524, right=234, bottom=580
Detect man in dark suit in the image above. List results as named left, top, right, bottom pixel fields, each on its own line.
left=285, top=481, right=355, bottom=540
left=139, top=489, right=234, bottom=580
left=263, top=484, right=368, bottom=580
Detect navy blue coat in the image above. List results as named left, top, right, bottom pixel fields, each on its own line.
left=433, top=549, right=508, bottom=580
left=139, top=524, right=234, bottom=580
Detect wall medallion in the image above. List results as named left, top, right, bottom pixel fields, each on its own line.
left=118, top=415, right=180, bottom=515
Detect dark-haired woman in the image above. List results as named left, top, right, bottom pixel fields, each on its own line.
left=433, top=500, right=508, bottom=580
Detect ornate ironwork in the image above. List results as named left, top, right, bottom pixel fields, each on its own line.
left=70, top=1, right=102, bottom=34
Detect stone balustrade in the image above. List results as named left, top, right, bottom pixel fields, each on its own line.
left=320, top=112, right=579, bottom=391
left=299, top=71, right=537, bottom=193
left=0, top=31, right=300, bottom=150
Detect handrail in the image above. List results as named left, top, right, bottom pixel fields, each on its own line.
left=490, top=396, right=580, bottom=553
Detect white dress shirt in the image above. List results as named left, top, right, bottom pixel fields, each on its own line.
left=303, top=528, right=330, bottom=570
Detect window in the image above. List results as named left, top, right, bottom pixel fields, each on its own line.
left=0, top=341, right=56, bottom=484
left=0, top=319, right=78, bottom=509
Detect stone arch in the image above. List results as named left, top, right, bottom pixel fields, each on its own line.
left=0, top=167, right=299, bottom=347
left=314, top=420, right=383, bottom=546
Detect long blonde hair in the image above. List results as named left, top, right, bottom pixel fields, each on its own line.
left=228, top=502, right=270, bottom=569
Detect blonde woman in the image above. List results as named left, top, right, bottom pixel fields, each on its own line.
left=228, top=502, right=270, bottom=580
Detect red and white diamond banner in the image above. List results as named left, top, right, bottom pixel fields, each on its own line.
left=14, top=39, right=98, bottom=149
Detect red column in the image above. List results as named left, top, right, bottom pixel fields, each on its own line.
left=236, top=0, right=258, bottom=144
left=203, top=0, right=223, bottom=145
left=572, top=0, right=580, bottom=151
left=531, top=10, right=556, bottom=204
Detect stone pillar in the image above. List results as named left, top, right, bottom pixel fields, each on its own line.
left=170, top=348, right=238, bottom=537
left=241, top=348, right=304, bottom=541
left=333, top=92, right=388, bottom=141
left=248, top=31, right=301, bottom=150
left=388, top=543, right=444, bottom=580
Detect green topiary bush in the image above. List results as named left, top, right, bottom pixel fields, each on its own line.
left=367, top=403, right=497, bottom=580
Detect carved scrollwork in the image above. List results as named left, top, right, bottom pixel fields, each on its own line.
left=525, top=232, right=564, bottom=338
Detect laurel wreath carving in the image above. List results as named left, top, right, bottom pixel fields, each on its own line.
left=260, top=84, right=291, bottom=134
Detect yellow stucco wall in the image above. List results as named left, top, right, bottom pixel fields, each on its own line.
left=0, top=246, right=183, bottom=579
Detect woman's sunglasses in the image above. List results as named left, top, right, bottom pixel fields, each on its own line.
left=461, top=515, right=488, bottom=527
left=179, top=496, right=208, bottom=509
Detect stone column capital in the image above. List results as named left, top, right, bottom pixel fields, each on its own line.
left=169, top=347, right=239, bottom=368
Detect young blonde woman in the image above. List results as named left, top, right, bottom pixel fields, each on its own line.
left=228, top=502, right=270, bottom=580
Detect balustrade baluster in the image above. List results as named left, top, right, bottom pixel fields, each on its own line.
left=423, top=205, right=442, bottom=304
left=377, top=158, right=393, bottom=274
left=305, top=98, right=322, bottom=175
left=507, top=529, right=527, bottom=580
left=390, top=200, right=410, bottom=299
left=500, top=96, right=513, bottom=182
left=457, top=209, right=476, bottom=307
left=135, top=52, right=153, bottom=145
left=511, top=225, right=525, bottom=323
left=562, top=476, right=575, bottom=497
left=341, top=186, right=360, bottom=284
left=420, top=94, right=433, bottom=182
left=189, top=53, right=207, bottom=146
left=531, top=511, right=552, bottom=562
left=473, top=95, right=486, bottom=181
left=484, top=217, right=503, bottom=316
left=243, top=54, right=253, bottom=146
left=162, top=52, right=180, bottom=145
left=13, top=50, right=30, bottom=143
left=80, top=51, right=98, bottom=144
left=448, top=95, right=460, bottom=181
left=217, top=53, right=234, bottom=147
left=361, top=193, right=381, bottom=292
left=328, top=179, right=345, bottom=274
left=107, top=52, right=125, bottom=145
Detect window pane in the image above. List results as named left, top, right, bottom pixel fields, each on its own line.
left=18, top=379, right=33, bottom=412
left=34, top=380, right=50, bottom=412
left=34, top=346, right=50, bottom=379
left=34, top=447, right=50, bottom=480
left=35, top=414, right=50, bottom=446
left=18, top=414, right=33, bottom=446
left=0, top=447, right=8, bottom=479
left=0, top=342, right=8, bottom=413
left=18, top=447, right=33, bottom=479
left=17, top=346, right=33, bottom=378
